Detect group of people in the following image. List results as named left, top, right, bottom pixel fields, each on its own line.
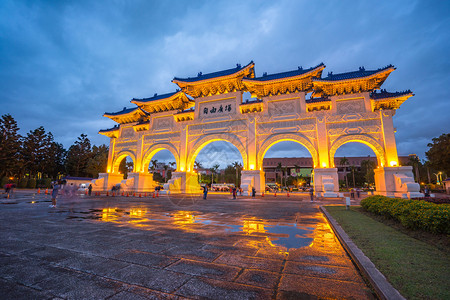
left=350, top=188, right=361, bottom=199
left=201, top=185, right=257, bottom=200
left=3, top=183, right=16, bottom=198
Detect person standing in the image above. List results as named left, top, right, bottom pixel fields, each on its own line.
left=88, top=184, right=92, bottom=196
left=356, top=188, right=360, bottom=199
left=309, top=187, right=314, bottom=202
left=202, top=185, right=208, bottom=200
left=50, top=181, right=60, bottom=208
left=232, top=187, right=237, bottom=199
left=252, top=187, right=256, bottom=198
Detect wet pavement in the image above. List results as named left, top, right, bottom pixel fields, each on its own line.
left=0, top=191, right=374, bottom=299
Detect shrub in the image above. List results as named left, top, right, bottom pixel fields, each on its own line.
left=18, top=178, right=28, bottom=188
left=42, top=178, right=52, bottom=188
left=27, top=178, right=36, bottom=189
left=361, top=195, right=450, bottom=234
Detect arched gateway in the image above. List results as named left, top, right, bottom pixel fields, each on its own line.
left=93, top=61, right=422, bottom=198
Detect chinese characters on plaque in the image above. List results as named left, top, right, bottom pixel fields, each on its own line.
left=202, top=104, right=232, bottom=115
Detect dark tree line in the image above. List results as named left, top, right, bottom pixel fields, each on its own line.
left=0, top=114, right=108, bottom=186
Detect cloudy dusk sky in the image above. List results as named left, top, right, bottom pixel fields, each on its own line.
left=1, top=0, right=449, bottom=167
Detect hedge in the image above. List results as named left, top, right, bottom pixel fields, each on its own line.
left=361, top=195, right=450, bottom=234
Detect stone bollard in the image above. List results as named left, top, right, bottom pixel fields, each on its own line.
left=345, top=197, right=351, bottom=210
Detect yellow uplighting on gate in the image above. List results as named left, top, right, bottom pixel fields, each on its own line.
left=389, top=161, right=398, bottom=167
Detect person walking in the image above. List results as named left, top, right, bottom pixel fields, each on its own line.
left=252, top=187, right=256, bottom=198
left=88, top=184, right=92, bottom=196
left=309, top=187, right=314, bottom=202
left=50, top=181, right=60, bottom=208
left=202, top=185, right=208, bottom=200
left=232, top=187, right=237, bottom=199
left=356, top=188, right=360, bottom=199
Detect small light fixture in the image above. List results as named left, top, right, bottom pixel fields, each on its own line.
left=250, top=164, right=255, bottom=170
left=389, top=161, right=398, bottom=167
left=321, top=162, right=327, bottom=168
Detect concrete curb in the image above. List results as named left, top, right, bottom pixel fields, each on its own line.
left=320, top=206, right=405, bottom=300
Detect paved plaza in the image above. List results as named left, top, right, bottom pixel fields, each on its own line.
left=0, top=191, right=374, bottom=299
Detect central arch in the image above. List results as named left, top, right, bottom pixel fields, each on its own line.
left=141, top=143, right=180, bottom=172
left=329, top=134, right=386, bottom=167
left=187, top=133, right=248, bottom=172
left=258, top=133, right=319, bottom=169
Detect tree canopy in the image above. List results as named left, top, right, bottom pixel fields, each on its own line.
left=426, top=133, right=450, bottom=176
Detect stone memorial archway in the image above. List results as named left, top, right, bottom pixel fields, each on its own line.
left=93, top=61, right=422, bottom=198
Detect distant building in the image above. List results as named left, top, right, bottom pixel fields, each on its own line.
left=263, top=156, right=412, bottom=182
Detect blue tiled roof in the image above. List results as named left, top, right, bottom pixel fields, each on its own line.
left=99, top=125, right=119, bottom=132
left=132, top=91, right=180, bottom=102
left=370, top=89, right=413, bottom=99
left=173, top=61, right=254, bottom=82
left=306, top=97, right=330, bottom=103
left=318, top=65, right=395, bottom=81
left=104, top=107, right=141, bottom=116
left=248, top=63, right=325, bottom=82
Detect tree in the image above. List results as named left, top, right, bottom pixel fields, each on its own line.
left=360, top=160, right=376, bottom=186
left=0, top=114, right=21, bottom=178
left=85, top=145, right=108, bottom=178
left=426, top=133, right=450, bottom=176
left=339, top=157, right=349, bottom=188
left=232, top=161, right=242, bottom=186
left=65, top=134, right=92, bottom=177
left=46, top=142, right=67, bottom=178
left=211, top=164, right=219, bottom=184
left=150, top=159, right=158, bottom=173
left=21, top=126, right=54, bottom=177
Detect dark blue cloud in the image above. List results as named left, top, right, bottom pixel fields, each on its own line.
left=0, top=0, right=449, bottom=162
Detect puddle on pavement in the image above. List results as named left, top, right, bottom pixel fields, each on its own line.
left=63, top=207, right=325, bottom=252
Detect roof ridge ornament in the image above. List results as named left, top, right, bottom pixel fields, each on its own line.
left=236, top=63, right=241, bottom=68
left=198, top=72, right=202, bottom=77
left=298, top=66, right=303, bottom=70
left=359, top=66, right=365, bottom=71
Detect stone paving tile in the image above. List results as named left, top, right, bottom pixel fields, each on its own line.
left=113, top=250, right=178, bottom=268
left=56, top=252, right=130, bottom=276
left=234, top=269, right=280, bottom=290
left=124, top=240, right=175, bottom=254
left=108, top=264, right=192, bottom=293
left=109, top=286, right=186, bottom=300
left=166, top=259, right=241, bottom=281
left=283, top=260, right=365, bottom=284
left=175, top=277, right=273, bottom=299
left=0, top=256, right=59, bottom=286
left=162, top=245, right=221, bottom=262
left=279, top=273, right=375, bottom=299
left=202, top=243, right=259, bottom=256
left=214, top=254, right=284, bottom=273
left=0, top=278, right=54, bottom=299
left=21, top=245, right=78, bottom=264
left=0, top=239, right=41, bottom=255
left=287, top=249, right=354, bottom=268
left=32, top=268, right=126, bottom=299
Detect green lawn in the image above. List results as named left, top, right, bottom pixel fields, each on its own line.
left=325, top=205, right=450, bottom=300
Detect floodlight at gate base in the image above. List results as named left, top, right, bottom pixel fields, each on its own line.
left=389, top=161, right=398, bottom=167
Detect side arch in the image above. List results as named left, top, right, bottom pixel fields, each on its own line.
left=329, top=134, right=386, bottom=167
left=112, top=150, right=136, bottom=173
left=258, top=133, right=319, bottom=168
left=141, top=143, right=180, bottom=172
left=187, top=133, right=248, bottom=171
